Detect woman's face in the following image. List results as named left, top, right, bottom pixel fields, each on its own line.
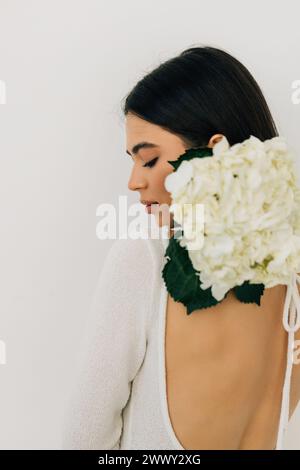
left=125, top=113, right=188, bottom=231
left=125, top=112, right=223, bottom=233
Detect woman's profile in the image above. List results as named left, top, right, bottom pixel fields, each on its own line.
left=61, top=45, right=300, bottom=450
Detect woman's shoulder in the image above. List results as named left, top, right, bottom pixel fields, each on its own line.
left=89, top=235, right=165, bottom=340
left=105, top=230, right=166, bottom=274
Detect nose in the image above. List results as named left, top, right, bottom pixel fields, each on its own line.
left=127, top=166, right=147, bottom=192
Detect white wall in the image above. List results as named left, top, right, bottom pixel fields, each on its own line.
left=0, top=0, right=299, bottom=449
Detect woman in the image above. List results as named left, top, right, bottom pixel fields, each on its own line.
left=61, top=45, right=300, bottom=450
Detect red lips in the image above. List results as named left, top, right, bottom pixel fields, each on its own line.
left=141, top=200, right=159, bottom=206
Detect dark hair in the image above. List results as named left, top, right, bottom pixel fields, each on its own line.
left=121, top=45, right=279, bottom=148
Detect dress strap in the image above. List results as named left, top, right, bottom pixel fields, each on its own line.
left=275, top=272, right=300, bottom=450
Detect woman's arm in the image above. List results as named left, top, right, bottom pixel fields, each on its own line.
left=60, top=236, right=154, bottom=449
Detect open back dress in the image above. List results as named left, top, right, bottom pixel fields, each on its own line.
left=61, top=227, right=300, bottom=450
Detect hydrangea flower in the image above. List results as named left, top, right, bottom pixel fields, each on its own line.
left=163, top=135, right=300, bottom=311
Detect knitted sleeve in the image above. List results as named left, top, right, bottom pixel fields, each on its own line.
left=60, top=237, right=154, bottom=449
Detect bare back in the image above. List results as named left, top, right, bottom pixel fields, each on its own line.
left=164, top=283, right=300, bottom=450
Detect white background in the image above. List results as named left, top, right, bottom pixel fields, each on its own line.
left=0, top=0, right=299, bottom=449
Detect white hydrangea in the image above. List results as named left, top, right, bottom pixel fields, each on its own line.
left=164, top=135, right=300, bottom=301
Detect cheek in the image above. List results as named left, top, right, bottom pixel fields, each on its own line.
left=158, top=166, right=174, bottom=190
left=157, top=172, right=174, bottom=205
left=162, top=168, right=175, bottom=196
left=150, top=167, right=169, bottom=192
left=158, top=173, right=171, bottom=194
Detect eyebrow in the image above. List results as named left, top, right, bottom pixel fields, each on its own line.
left=126, top=141, right=160, bottom=156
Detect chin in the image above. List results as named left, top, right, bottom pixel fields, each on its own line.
left=154, top=213, right=174, bottom=229
left=150, top=202, right=174, bottom=230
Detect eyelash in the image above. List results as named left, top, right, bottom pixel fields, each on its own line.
left=143, top=157, right=159, bottom=168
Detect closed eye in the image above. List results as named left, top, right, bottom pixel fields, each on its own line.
left=143, top=157, right=159, bottom=168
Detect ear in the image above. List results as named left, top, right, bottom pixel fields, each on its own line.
left=207, top=134, right=225, bottom=148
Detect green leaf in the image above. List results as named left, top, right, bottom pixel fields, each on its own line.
left=162, top=232, right=222, bottom=315
left=162, top=231, right=265, bottom=314
left=167, top=146, right=213, bottom=172
left=233, top=281, right=265, bottom=306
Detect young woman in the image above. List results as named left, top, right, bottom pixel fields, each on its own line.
left=61, top=45, right=300, bottom=450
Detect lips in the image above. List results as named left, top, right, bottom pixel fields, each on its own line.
left=141, top=200, right=159, bottom=206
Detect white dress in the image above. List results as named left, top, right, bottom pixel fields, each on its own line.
left=61, top=228, right=300, bottom=450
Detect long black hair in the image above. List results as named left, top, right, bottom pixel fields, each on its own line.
left=121, top=45, right=279, bottom=148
